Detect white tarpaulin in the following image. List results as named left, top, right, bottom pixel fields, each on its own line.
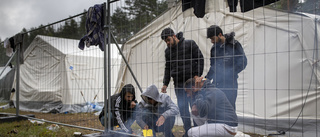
left=12, top=35, right=121, bottom=113
left=116, top=0, right=320, bottom=136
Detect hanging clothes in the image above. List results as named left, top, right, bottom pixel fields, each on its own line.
left=78, top=4, right=105, bottom=51
left=228, top=0, right=279, bottom=12
left=182, top=0, right=206, bottom=18
left=14, top=33, right=24, bottom=64
left=4, top=38, right=14, bottom=57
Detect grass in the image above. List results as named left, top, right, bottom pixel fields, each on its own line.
left=0, top=105, right=185, bottom=137
left=0, top=104, right=102, bottom=137
left=0, top=120, right=96, bottom=137
left=0, top=103, right=265, bottom=137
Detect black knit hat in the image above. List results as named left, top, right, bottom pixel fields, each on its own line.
left=207, top=25, right=223, bottom=38
left=161, top=28, right=175, bottom=40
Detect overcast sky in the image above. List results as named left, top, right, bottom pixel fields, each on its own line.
left=0, top=0, right=123, bottom=40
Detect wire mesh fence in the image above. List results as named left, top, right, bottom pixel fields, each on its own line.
left=0, top=0, right=319, bottom=137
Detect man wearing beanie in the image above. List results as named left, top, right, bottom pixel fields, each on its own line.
left=206, top=25, right=247, bottom=110
left=160, top=27, right=204, bottom=136
left=184, top=77, right=238, bottom=137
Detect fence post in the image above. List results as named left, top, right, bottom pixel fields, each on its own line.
left=15, top=43, right=19, bottom=116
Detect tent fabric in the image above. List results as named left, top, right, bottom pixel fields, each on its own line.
left=12, top=35, right=121, bottom=113
left=0, top=67, right=15, bottom=103
left=116, top=0, right=320, bottom=136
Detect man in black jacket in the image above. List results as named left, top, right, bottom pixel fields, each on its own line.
left=160, top=28, right=204, bottom=136
left=99, top=84, right=137, bottom=136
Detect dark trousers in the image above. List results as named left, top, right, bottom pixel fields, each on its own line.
left=174, top=86, right=192, bottom=135
left=142, top=109, right=175, bottom=137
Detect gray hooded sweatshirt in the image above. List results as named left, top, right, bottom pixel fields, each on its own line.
left=136, top=84, right=179, bottom=128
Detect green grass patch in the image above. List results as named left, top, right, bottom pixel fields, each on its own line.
left=0, top=120, right=97, bottom=137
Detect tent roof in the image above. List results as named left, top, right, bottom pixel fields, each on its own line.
left=26, top=35, right=121, bottom=59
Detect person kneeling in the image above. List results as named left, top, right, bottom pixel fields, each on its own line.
left=136, top=84, right=179, bottom=137
left=184, top=78, right=238, bottom=137
left=99, top=84, right=137, bottom=136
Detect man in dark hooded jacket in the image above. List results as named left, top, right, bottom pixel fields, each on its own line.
left=184, top=78, right=238, bottom=137
left=160, top=28, right=204, bottom=136
left=99, top=84, right=137, bottom=135
left=206, top=25, right=247, bottom=110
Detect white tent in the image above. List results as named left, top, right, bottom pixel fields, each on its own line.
left=116, top=0, right=320, bottom=136
left=12, top=35, right=121, bottom=113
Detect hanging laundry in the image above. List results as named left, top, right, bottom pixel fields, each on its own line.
left=14, top=33, right=24, bottom=64
left=78, top=4, right=105, bottom=51
left=182, top=0, right=206, bottom=18
left=3, top=38, right=14, bottom=57
left=228, top=0, right=279, bottom=12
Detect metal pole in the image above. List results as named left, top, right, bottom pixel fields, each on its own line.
left=110, top=32, right=143, bottom=93
left=102, top=2, right=109, bottom=135
left=107, top=0, right=112, bottom=133
left=15, top=43, right=20, bottom=116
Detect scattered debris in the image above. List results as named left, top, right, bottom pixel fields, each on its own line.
left=74, top=132, right=82, bottom=137
left=0, top=104, right=10, bottom=109
left=28, top=119, right=45, bottom=125
left=46, top=124, right=59, bottom=131
left=7, top=128, right=18, bottom=134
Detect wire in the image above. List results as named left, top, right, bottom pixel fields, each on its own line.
left=267, top=18, right=319, bottom=137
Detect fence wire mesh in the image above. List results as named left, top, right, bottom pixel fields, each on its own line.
left=0, top=0, right=319, bottom=137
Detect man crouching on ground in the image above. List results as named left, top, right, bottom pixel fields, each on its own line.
left=184, top=77, right=238, bottom=137
left=136, top=84, right=179, bottom=137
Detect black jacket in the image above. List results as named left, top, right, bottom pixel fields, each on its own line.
left=99, top=88, right=136, bottom=132
left=228, top=0, right=279, bottom=12
left=163, top=33, right=204, bottom=87
left=182, top=0, right=206, bottom=18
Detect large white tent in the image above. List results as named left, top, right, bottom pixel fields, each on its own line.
left=116, top=0, right=320, bottom=136
left=12, top=35, right=121, bottom=113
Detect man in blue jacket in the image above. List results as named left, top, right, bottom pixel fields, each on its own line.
left=184, top=78, right=238, bottom=137
left=160, top=28, right=204, bottom=136
left=206, top=25, right=247, bottom=110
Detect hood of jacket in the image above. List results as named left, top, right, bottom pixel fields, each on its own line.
left=141, top=85, right=162, bottom=104
left=224, top=32, right=238, bottom=45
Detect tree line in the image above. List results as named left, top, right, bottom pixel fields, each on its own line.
left=0, top=0, right=167, bottom=66
left=0, top=0, right=318, bottom=66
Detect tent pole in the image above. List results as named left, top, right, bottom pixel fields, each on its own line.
left=110, top=32, right=143, bottom=93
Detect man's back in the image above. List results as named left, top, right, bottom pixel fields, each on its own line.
left=198, top=81, right=238, bottom=127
